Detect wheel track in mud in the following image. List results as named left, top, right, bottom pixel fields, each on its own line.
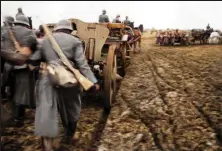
left=145, top=53, right=179, bottom=150
left=115, top=39, right=221, bottom=150
left=120, top=50, right=179, bottom=150
left=147, top=48, right=222, bottom=145
left=3, top=37, right=221, bottom=151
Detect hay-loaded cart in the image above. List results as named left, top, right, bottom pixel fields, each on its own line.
left=45, top=18, right=135, bottom=110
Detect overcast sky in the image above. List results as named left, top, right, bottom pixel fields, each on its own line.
left=1, top=1, right=222, bottom=30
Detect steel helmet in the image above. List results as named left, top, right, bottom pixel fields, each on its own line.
left=54, top=19, right=73, bottom=31
left=102, top=9, right=106, bottom=13
left=14, top=15, right=30, bottom=26
left=4, top=16, right=14, bottom=24
left=18, top=7, right=23, bottom=12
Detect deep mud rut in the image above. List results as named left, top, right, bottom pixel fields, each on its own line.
left=97, top=35, right=222, bottom=151
left=2, top=33, right=222, bottom=151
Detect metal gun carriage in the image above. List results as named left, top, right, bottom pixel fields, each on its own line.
left=44, top=18, right=139, bottom=110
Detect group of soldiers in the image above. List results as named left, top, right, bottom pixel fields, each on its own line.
left=98, top=9, right=131, bottom=25
left=155, top=24, right=219, bottom=46
left=155, top=29, right=189, bottom=45
left=1, top=8, right=100, bottom=151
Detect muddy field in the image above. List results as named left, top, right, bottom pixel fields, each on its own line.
left=2, top=32, right=222, bottom=151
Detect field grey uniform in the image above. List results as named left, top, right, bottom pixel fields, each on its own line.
left=1, top=16, right=14, bottom=88
left=15, top=8, right=24, bottom=18
left=112, top=15, right=121, bottom=23
left=123, top=16, right=130, bottom=25
left=99, top=10, right=110, bottom=23
left=1, top=16, right=15, bottom=141
left=31, top=20, right=98, bottom=138
left=1, top=14, right=38, bottom=124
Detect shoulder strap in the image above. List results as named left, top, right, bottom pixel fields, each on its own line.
left=47, top=31, right=74, bottom=71
left=4, top=24, right=21, bottom=53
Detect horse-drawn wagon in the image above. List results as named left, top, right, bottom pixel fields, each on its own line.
left=45, top=18, right=140, bottom=110
left=190, top=28, right=213, bottom=44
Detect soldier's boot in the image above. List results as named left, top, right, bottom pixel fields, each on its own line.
left=7, top=104, right=24, bottom=127
left=65, top=121, right=78, bottom=145
left=41, top=137, right=54, bottom=151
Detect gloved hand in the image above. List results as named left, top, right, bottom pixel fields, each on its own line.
left=88, top=83, right=100, bottom=92
left=94, top=83, right=100, bottom=91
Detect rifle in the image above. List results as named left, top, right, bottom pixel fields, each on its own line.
left=1, top=22, right=32, bottom=65
left=3, top=20, right=32, bottom=57
left=41, top=23, right=94, bottom=91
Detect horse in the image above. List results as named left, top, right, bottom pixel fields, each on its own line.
left=124, top=21, right=142, bottom=52
left=191, top=28, right=213, bottom=44
left=131, top=27, right=142, bottom=52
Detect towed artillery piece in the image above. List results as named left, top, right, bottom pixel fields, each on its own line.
left=172, top=31, right=190, bottom=46
left=156, top=30, right=190, bottom=46
left=45, top=18, right=139, bottom=110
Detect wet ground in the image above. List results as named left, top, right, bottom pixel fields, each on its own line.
left=2, top=33, right=222, bottom=151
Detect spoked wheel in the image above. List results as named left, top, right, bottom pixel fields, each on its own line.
left=103, top=44, right=117, bottom=111
left=118, top=43, right=126, bottom=77
left=128, top=43, right=134, bottom=57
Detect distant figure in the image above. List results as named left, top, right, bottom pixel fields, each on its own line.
left=112, top=14, right=121, bottom=23
left=139, top=24, right=144, bottom=33
left=206, top=23, right=210, bottom=30
left=99, top=9, right=110, bottom=23
left=16, top=7, right=24, bottom=18
left=123, top=16, right=130, bottom=25
left=175, top=29, right=180, bottom=37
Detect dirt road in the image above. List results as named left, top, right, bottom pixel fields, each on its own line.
left=3, top=33, right=222, bottom=151
left=97, top=33, right=222, bottom=151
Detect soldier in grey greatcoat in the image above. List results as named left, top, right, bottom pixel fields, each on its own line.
left=206, top=23, right=210, bottom=30
left=1, top=15, right=16, bottom=150
left=112, top=14, right=121, bottom=23
left=29, top=19, right=99, bottom=150
left=123, top=16, right=130, bottom=25
left=1, top=16, right=15, bottom=98
left=15, top=7, right=24, bottom=18
left=99, top=9, right=110, bottom=23
left=1, top=14, right=38, bottom=127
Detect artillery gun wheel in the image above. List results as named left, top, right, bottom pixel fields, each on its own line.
left=103, top=45, right=117, bottom=111
left=127, top=43, right=134, bottom=57
left=118, top=43, right=126, bottom=77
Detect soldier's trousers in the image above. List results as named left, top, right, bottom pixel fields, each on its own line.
left=57, top=86, right=81, bottom=136
left=35, top=75, right=81, bottom=138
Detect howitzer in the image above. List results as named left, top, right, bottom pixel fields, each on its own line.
left=41, top=23, right=94, bottom=91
